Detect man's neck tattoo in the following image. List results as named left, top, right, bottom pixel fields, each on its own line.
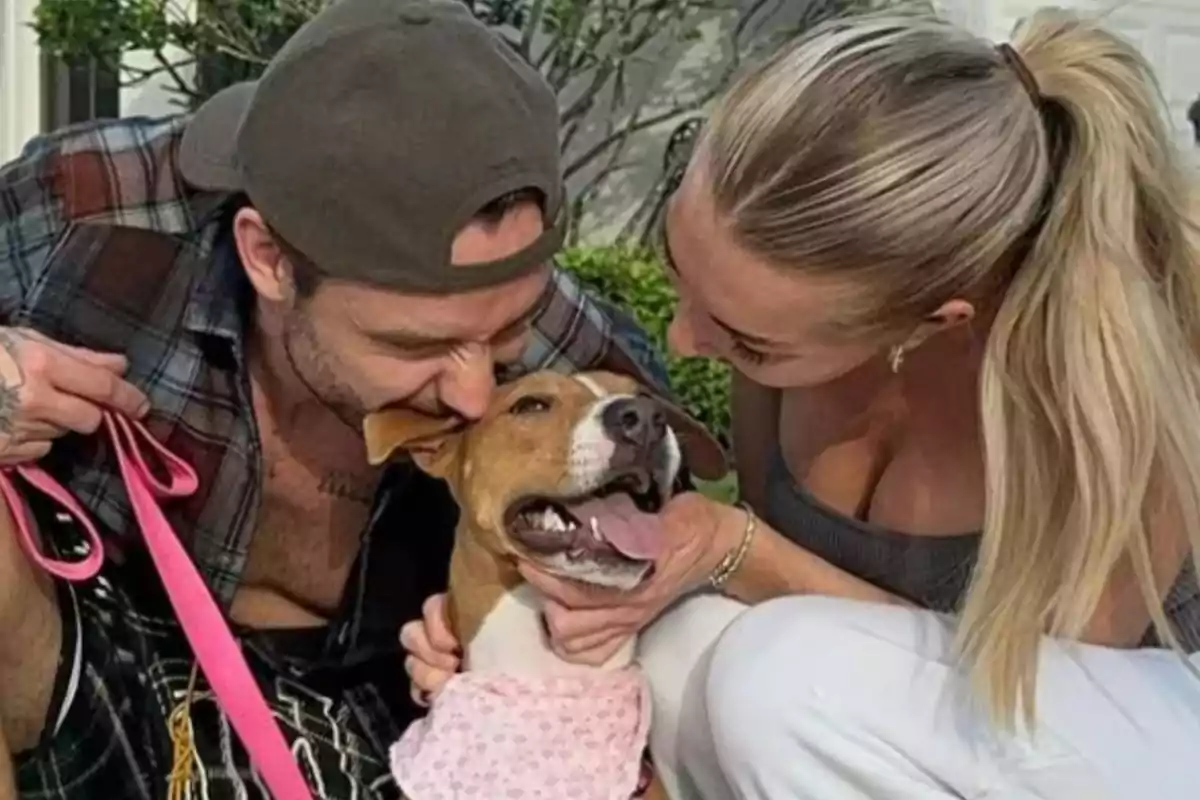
left=318, top=471, right=376, bottom=505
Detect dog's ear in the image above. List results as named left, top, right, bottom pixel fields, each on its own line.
left=363, top=408, right=466, bottom=479
left=649, top=392, right=729, bottom=482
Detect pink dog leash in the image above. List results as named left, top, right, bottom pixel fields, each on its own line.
left=2, top=413, right=312, bottom=799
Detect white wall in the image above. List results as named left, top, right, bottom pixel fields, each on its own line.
left=0, top=0, right=43, bottom=163
left=946, top=0, right=1200, bottom=165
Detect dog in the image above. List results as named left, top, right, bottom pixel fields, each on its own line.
left=363, top=370, right=727, bottom=800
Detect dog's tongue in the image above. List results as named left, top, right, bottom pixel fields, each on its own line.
left=567, top=493, right=664, bottom=560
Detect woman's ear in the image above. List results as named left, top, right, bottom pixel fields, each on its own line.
left=903, top=298, right=976, bottom=351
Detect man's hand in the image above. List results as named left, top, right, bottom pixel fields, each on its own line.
left=0, top=327, right=149, bottom=465
left=399, top=594, right=461, bottom=706
left=519, top=492, right=746, bottom=666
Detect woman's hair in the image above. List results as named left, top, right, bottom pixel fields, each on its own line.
left=700, top=8, right=1200, bottom=727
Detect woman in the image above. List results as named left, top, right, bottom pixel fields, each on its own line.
left=400, top=8, right=1200, bottom=798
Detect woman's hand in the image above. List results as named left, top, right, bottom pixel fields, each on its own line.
left=519, top=492, right=747, bottom=666
left=398, top=594, right=461, bottom=706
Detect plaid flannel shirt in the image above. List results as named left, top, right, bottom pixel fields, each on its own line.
left=0, top=114, right=670, bottom=607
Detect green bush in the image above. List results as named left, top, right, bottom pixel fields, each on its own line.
left=558, top=244, right=732, bottom=447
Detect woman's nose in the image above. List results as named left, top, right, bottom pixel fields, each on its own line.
left=668, top=312, right=707, bottom=358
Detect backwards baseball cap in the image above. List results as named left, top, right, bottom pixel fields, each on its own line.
left=179, top=0, right=564, bottom=294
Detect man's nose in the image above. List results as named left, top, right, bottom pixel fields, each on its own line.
left=602, top=396, right=667, bottom=451
left=439, top=348, right=495, bottom=421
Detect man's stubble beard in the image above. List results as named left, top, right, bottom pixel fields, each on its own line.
left=280, top=305, right=463, bottom=427
left=280, top=309, right=367, bottom=432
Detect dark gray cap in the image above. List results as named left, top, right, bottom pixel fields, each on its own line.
left=179, top=0, right=564, bottom=294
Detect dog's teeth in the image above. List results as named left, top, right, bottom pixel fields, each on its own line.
left=542, top=508, right=569, bottom=532
left=589, top=516, right=601, bottom=541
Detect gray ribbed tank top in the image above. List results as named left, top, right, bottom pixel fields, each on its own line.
left=764, top=447, right=1200, bottom=651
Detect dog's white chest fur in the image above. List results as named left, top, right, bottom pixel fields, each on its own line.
left=466, top=583, right=634, bottom=675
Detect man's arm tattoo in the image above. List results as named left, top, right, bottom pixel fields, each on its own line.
left=0, top=331, right=27, bottom=436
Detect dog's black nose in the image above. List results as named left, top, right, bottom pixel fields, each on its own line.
left=602, top=396, right=666, bottom=450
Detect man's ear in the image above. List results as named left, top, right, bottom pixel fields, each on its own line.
left=233, top=206, right=290, bottom=303
left=363, top=408, right=466, bottom=479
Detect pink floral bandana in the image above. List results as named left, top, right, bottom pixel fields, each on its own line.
left=391, top=668, right=651, bottom=799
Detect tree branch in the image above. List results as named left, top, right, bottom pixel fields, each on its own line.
left=195, top=2, right=276, bottom=66
left=562, top=86, right=718, bottom=181
left=520, top=0, right=549, bottom=56
left=560, top=57, right=618, bottom=126
left=617, top=172, right=668, bottom=242
left=734, top=0, right=779, bottom=41
left=546, top=1, right=592, bottom=91
left=153, top=50, right=200, bottom=101
left=534, top=32, right=561, bottom=70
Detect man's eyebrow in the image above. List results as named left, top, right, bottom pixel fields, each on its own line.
left=370, top=328, right=457, bottom=348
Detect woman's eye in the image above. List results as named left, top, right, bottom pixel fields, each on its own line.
left=731, top=339, right=768, bottom=365
left=508, top=395, right=553, bottom=415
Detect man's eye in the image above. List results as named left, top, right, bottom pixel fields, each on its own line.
left=495, top=322, right=533, bottom=344
left=383, top=340, right=447, bottom=360
left=508, top=395, right=553, bottom=415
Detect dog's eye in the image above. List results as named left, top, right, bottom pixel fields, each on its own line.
left=509, top=395, right=553, bottom=415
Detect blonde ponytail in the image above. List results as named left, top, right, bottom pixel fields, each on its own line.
left=959, top=8, right=1200, bottom=728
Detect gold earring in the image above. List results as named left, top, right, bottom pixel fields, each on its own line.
left=888, top=345, right=906, bottom=374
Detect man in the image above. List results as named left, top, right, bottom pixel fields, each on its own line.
left=0, top=0, right=668, bottom=796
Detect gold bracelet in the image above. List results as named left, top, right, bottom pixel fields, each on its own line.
left=709, top=503, right=757, bottom=591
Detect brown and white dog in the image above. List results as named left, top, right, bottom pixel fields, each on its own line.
left=363, top=370, right=726, bottom=800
